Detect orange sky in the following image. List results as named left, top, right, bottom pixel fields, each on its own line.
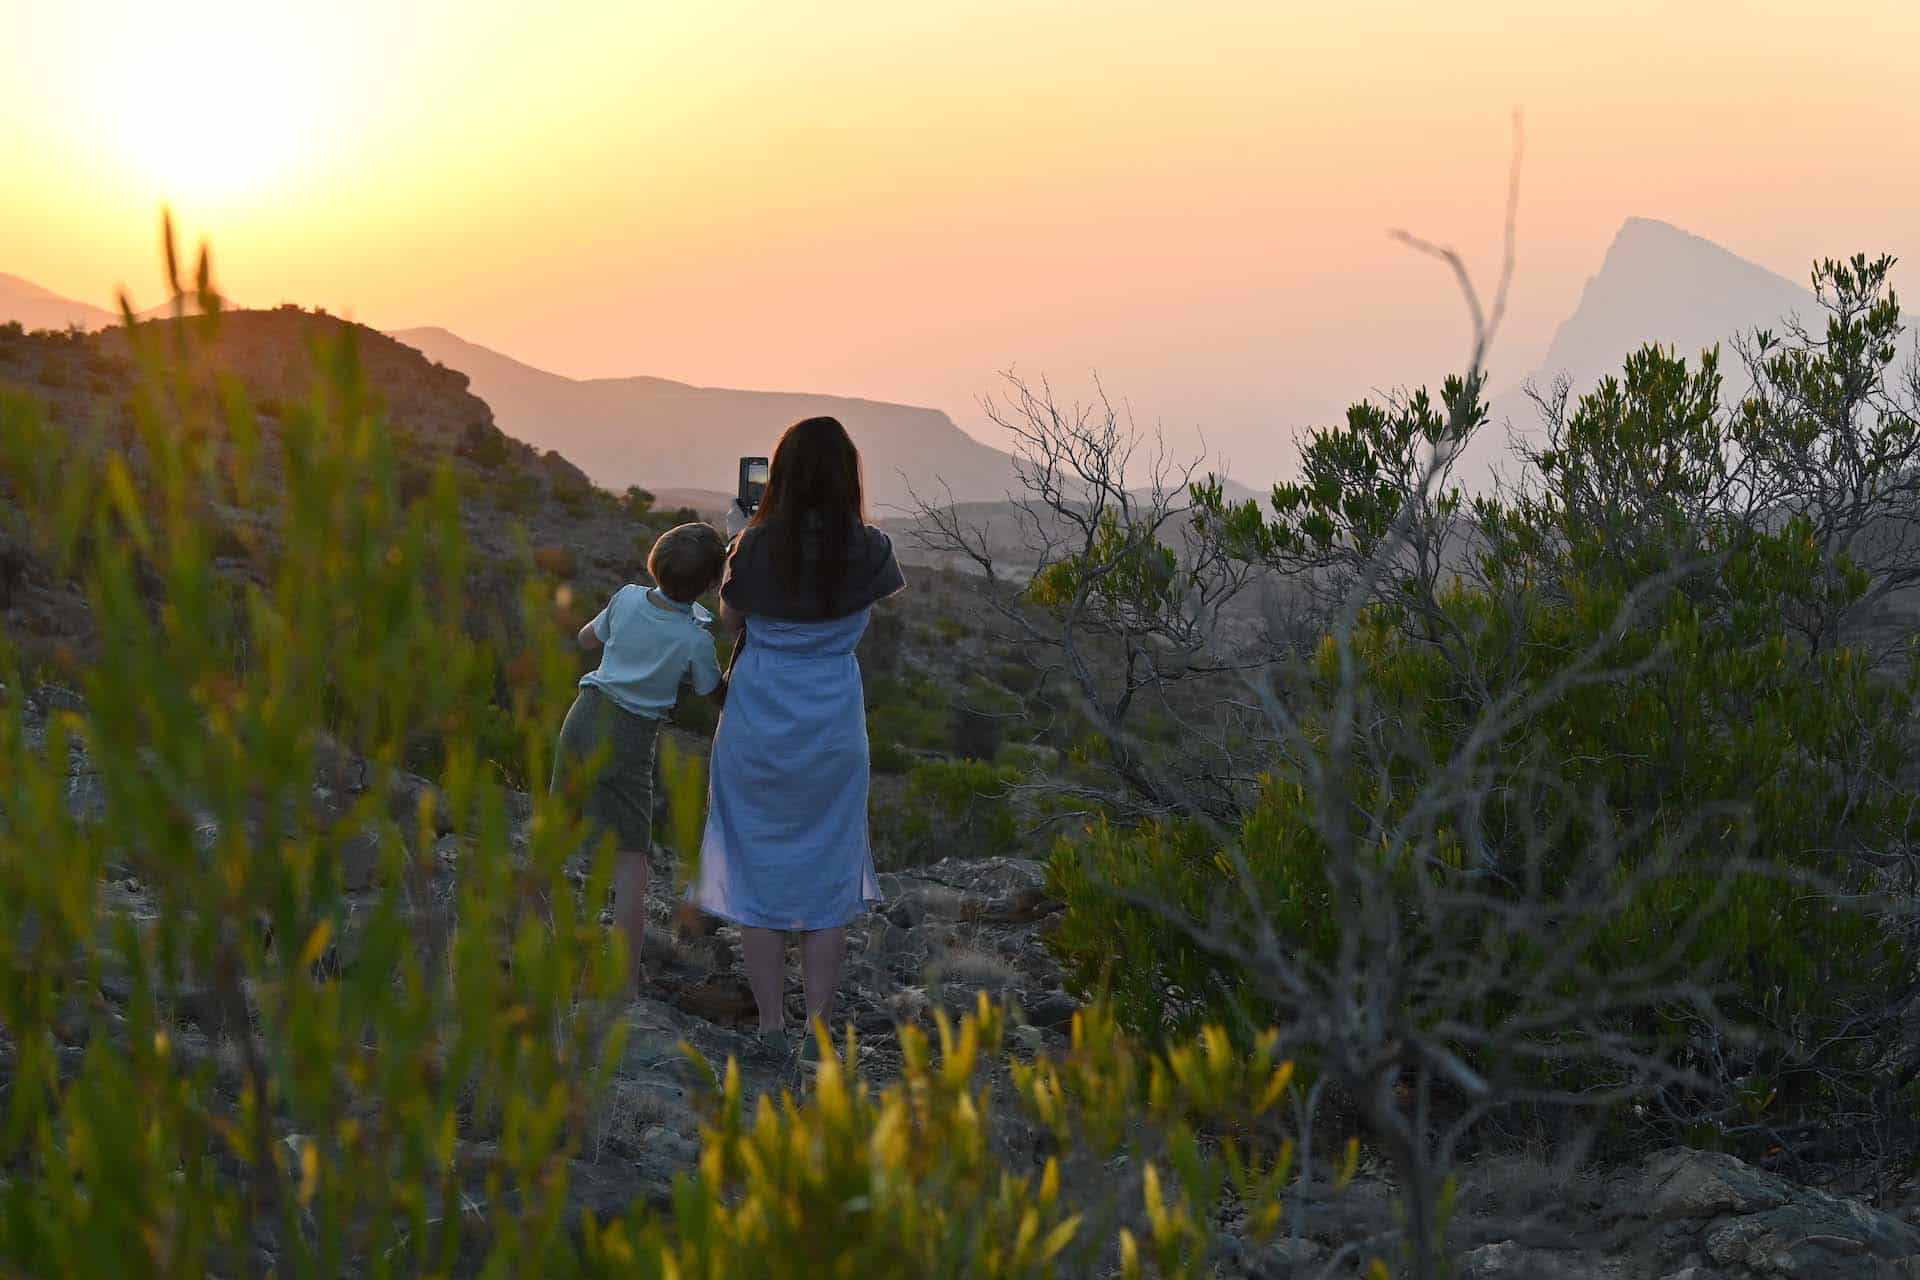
left=5, top=1, right=1917, bottom=480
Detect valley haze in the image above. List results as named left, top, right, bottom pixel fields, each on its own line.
left=1, top=215, right=1877, bottom=506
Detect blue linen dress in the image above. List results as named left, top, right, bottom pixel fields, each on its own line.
left=691, top=608, right=883, bottom=929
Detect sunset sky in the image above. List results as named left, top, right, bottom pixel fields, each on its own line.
left=5, top=1, right=1917, bottom=481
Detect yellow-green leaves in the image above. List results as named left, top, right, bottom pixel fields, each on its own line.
left=0, top=228, right=622, bottom=1276
left=630, top=1002, right=1305, bottom=1278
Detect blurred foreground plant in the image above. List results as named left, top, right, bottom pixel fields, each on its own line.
left=586, top=995, right=1317, bottom=1280
left=0, top=231, right=626, bottom=1275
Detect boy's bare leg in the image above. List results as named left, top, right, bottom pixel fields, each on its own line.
left=614, top=850, right=649, bottom=989
left=799, top=927, right=846, bottom=1044
left=740, top=926, right=787, bottom=1035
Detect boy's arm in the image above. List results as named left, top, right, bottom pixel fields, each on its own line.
left=689, top=630, right=725, bottom=708
left=580, top=591, right=618, bottom=650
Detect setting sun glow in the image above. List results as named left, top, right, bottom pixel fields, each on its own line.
left=104, top=10, right=326, bottom=205
left=4, top=0, right=1917, bottom=476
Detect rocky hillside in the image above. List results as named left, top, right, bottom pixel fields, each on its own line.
left=0, top=309, right=677, bottom=670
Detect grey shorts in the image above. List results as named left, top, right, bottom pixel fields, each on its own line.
left=550, top=686, right=661, bottom=852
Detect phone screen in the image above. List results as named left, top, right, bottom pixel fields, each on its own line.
left=740, top=457, right=769, bottom=511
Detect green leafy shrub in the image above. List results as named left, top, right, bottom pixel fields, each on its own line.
left=1054, top=258, right=1920, bottom=1148
left=897, top=758, right=1023, bottom=860
left=996, top=659, right=1039, bottom=694
left=1049, top=784, right=1338, bottom=1040
left=867, top=674, right=951, bottom=758
left=952, top=704, right=1003, bottom=760
left=0, top=259, right=627, bottom=1272
left=495, top=470, right=541, bottom=513
left=870, top=738, right=914, bottom=775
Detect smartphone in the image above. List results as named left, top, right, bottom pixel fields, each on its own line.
left=738, top=456, right=769, bottom=514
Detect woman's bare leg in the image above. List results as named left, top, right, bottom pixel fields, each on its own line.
left=613, top=850, right=649, bottom=988
left=799, top=926, right=847, bottom=1040
left=740, top=926, right=787, bottom=1034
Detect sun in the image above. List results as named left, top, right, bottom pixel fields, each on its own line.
left=99, top=5, right=325, bottom=206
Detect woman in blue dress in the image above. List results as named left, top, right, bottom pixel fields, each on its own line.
left=691, top=416, right=906, bottom=1054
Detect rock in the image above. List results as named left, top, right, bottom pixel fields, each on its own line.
left=637, top=1123, right=699, bottom=1166
left=1632, top=1150, right=1790, bottom=1222
left=1619, top=1150, right=1920, bottom=1278
left=1246, top=1237, right=1326, bottom=1279
left=1458, top=1242, right=1629, bottom=1278
left=883, top=858, right=1064, bottom=926
left=339, top=827, right=384, bottom=891
left=662, top=975, right=757, bottom=1025
left=1023, top=989, right=1079, bottom=1030
left=64, top=769, right=107, bottom=823
left=387, top=769, right=453, bottom=835
left=1700, top=1204, right=1920, bottom=1278
left=863, top=922, right=914, bottom=960
left=565, top=1150, right=675, bottom=1219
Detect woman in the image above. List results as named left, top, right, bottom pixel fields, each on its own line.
left=692, top=416, right=906, bottom=1056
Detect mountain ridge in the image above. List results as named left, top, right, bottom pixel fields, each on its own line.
left=5, top=216, right=1841, bottom=506
left=387, top=324, right=1023, bottom=510
left=0, top=273, right=117, bottom=332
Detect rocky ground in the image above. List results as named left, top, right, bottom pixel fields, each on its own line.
left=36, top=686, right=1920, bottom=1279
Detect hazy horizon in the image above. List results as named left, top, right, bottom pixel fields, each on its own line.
left=7, top=1, right=1918, bottom=481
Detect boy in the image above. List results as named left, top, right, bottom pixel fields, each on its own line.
left=551, top=521, right=728, bottom=990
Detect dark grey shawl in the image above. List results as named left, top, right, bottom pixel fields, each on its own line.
left=720, top=519, right=906, bottom=622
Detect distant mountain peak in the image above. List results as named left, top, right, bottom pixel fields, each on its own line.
left=1536, top=219, right=1813, bottom=385
left=1610, top=214, right=1707, bottom=245
left=0, top=272, right=118, bottom=332
left=1461, top=219, right=1820, bottom=493
left=1588, top=216, right=1805, bottom=297
left=0, top=272, right=76, bottom=304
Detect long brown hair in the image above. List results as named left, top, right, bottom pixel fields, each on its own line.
left=749, top=415, right=867, bottom=615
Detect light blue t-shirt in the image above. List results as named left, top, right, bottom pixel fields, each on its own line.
left=580, top=585, right=723, bottom=719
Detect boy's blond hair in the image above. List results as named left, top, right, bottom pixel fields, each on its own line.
left=647, top=522, right=727, bottom=602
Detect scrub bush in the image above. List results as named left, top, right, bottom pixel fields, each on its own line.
left=900, top=758, right=1024, bottom=858
left=1049, top=257, right=1920, bottom=1162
